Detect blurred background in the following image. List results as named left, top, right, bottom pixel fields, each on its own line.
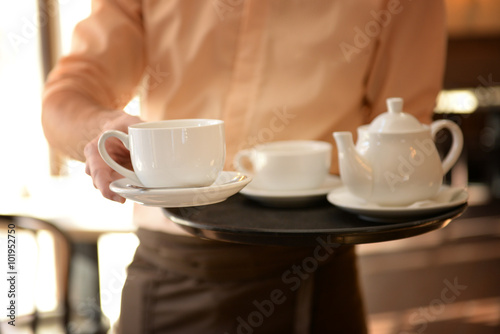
left=0, top=0, right=499, bottom=333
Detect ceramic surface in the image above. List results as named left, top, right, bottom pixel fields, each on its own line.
left=240, top=174, right=341, bottom=207
left=327, top=185, right=468, bottom=222
left=333, top=97, right=463, bottom=206
left=234, top=140, right=331, bottom=191
left=110, top=171, right=251, bottom=207
left=99, top=119, right=225, bottom=188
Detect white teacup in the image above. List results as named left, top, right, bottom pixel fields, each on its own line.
left=233, top=140, right=332, bottom=191
left=98, top=119, right=225, bottom=188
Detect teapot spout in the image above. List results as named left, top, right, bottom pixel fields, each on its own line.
left=333, top=132, right=373, bottom=201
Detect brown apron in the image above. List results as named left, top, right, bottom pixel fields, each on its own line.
left=117, top=228, right=367, bottom=334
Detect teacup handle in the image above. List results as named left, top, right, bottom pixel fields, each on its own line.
left=431, top=120, right=464, bottom=174
left=97, top=130, right=141, bottom=184
left=233, top=149, right=254, bottom=175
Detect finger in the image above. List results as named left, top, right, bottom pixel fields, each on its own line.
left=84, top=139, right=99, bottom=176
left=84, top=140, right=126, bottom=203
left=93, top=168, right=126, bottom=203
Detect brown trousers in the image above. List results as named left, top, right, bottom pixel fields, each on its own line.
left=117, top=228, right=367, bottom=334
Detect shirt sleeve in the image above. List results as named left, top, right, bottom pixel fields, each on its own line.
left=364, top=0, right=447, bottom=124
left=43, top=0, right=145, bottom=110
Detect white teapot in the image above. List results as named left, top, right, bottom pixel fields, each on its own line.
left=333, top=97, right=463, bottom=206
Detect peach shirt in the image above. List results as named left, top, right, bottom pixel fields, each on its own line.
left=44, top=0, right=447, bottom=234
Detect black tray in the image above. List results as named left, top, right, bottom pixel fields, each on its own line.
left=164, top=194, right=467, bottom=246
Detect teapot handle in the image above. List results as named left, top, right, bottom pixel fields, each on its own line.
left=430, top=120, right=464, bottom=174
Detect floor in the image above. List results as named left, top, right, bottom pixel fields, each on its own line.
left=3, top=193, right=500, bottom=334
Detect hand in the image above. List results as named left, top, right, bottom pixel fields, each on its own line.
left=84, top=112, right=142, bottom=203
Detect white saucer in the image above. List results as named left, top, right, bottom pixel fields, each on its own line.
left=240, top=175, right=342, bottom=207
left=327, top=185, right=468, bottom=222
left=110, top=171, right=252, bottom=207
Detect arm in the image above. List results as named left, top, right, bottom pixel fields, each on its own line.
left=364, top=0, right=447, bottom=122
left=42, top=0, right=145, bottom=201
left=42, top=0, right=145, bottom=161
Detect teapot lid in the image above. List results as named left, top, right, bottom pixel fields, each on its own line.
left=368, top=97, right=424, bottom=133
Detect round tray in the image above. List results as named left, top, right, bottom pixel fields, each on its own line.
left=164, top=194, right=467, bottom=246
